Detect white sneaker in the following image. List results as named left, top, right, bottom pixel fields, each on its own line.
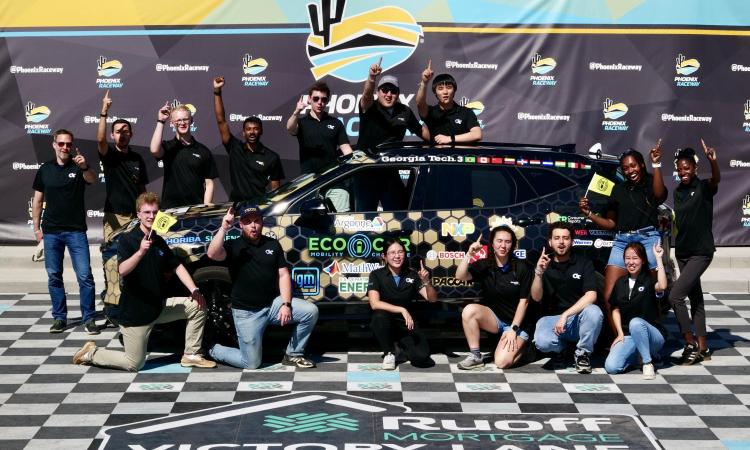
left=643, top=362, right=656, bottom=380
left=382, top=353, right=396, bottom=370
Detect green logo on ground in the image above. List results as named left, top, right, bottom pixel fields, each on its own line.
left=574, top=384, right=613, bottom=392
left=263, top=412, right=359, bottom=433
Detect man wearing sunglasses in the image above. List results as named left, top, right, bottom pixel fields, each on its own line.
left=32, top=129, right=99, bottom=335
left=358, top=59, right=429, bottom=151
left=286, top=81, right=353, bottom=174
left=149, top=103, right=218, bottom=209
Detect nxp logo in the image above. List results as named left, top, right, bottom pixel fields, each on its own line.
left=292, top=267, right=320, bottom=297
left=441, top=221, right=476, bottom=237
left=305, top=0, right=422, bottom=82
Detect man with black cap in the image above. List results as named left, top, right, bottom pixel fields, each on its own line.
left=358, top=58, right=429, bottom=151
left=416, top=60, right=482, bottom=144
left=206, top=204, right=319, bottom=369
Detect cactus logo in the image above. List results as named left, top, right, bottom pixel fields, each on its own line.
left=602, top=98, right=628, bottom=120
left=459, top=96, right=484, bottom=116
left=24, top=101, right=52, bottom=134
left=242, top=54, right=268, bottom=75
left=531, top=53, right=557, bottom=74
left=305, top=0, right=422, bottom=82
left=96, top=56, right=123, bottom=89
left=675, top=53, right=700, bottom=76
left=741, top=195, right=750, bottom=228
left=743, top=100, right=750, bottom=133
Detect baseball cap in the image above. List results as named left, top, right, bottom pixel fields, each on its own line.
left=238, top=204, right=262, bottom=218
left=432, top=73, right=457, bottom=92
left=377, top=75, right=399, bottom=90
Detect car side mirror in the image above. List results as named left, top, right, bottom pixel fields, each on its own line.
left=299, top=198, right=329, bottom=217
left=294, top=198, right=333, bottom=231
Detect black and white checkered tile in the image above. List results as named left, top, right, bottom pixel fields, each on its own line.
left=0, top=293, right=749, bottom=450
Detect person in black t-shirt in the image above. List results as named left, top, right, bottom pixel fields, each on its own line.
left=213, top=76, right=285, bottom=201
left=72, top=192, right=216, bottom=371
left=97, top=90, right=148, bottom=242
left=578, top=142, right=667, bottom=331
left=149, top=103, right=218, bottom=208
left=455, top=225, right=533, bottom=370
left=32, top=129, right=98, bottom=335
left=604, top=242, right=668, bottom=380
left=531, top=222, right=602, bottom=374
left=415, top=60, right=481, bottom=144
left=206, top=205, right=319, bottom=369
left=368, top=239, right=437, bottom=370
left=669, top=142, right=721, bottom=365
left=358, top=58, right=429, bottom=151
left=286, top=81, right=353, bottom=174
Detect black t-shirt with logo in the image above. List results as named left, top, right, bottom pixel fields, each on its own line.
left=159, top=138, right=218, bottom=208
left=224, top=135, right=285, bottom=202
left=358, top=102, right=423, bottom=151
left=32, top=160, right=89, bottom=233
left=296, top=113, right=350, bottom=174
left=609, top=271, right=666, bottom=338
left=115, top=226, right=181, bottom=326
left=99, top=144, right=149, bottom=214
left=421, top=103, right=479, bottom=141
left=540, top=254, right=598, bottom=316
left=367, top=266, right=424, bottom=311
left=468, top=258, right=533, bottom=330
left=606, top=173, right=665, bottom=232
left=224, top=235, right=290, bottom=310
left=674, top=177, right=716, bottom=258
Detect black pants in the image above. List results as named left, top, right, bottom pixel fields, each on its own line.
left=669, top=255, right=712, bottom=337
left=370, top=310, right=434, bottom=367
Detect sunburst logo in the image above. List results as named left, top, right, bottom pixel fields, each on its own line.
left=97, top=56, right=122, bottom=77
left=531, top=53, right=556, bottom=74
left=675, top=53, right=700, bottom=76
left=243, top=53, right=268, bottom=75
left=24, top=101, right=51, bottom=123
left=305, top=0, right=422, bottom=82
left=602, top=98, right=628, bottom=120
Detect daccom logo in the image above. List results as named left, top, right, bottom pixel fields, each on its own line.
left=292, top=267, right=320, bottom=296
left=242, top=53, right=270, bottom=87
left=308, top=235, right=410, bottom=258
left=530, top=53, right=557, bottom=86
left=305, top=0, right=422, bottom=82
left=24, top=101, right=52, bottom=135
left=96, top=56, right=123, bottom=89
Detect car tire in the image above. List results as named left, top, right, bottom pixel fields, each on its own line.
left=192, top=266, right=238, bottom=348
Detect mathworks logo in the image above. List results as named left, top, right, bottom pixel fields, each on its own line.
left=242, top=53, right=270, bottom=87
left=96, top=56, right=123, bottom=89
left=305, top=0, right=422, bottom=82
left=530, top=53, right=557, bottom=86
left=602, top=98, right=629, bottom=132
left=675, top=53, right=700, bottom=87
left=263, top=412, right=358, bottom=433
left=24, top=101, right=51, bottom=134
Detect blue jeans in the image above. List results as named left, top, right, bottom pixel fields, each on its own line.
left=534, top=304, right=603, bottom=356
left=209, top=296, right=319, bottom=369
left=492, top=312, right=530, bottom=341
left=608, top=227, right=661, bottom=270
left=43, top=231, right=96, bottom=323
left=605, top=318, right=665, bottom=374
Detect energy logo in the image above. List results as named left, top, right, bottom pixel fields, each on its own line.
left=602, top=98, right=629, bottom=132
left=97, top=55, right=122, bottom=77
left=243, top=53, right=268, bottom=75
left=675, top=53, right=701, bottom=87
left=305, top=0, right=422, bottom=82
left=263, top=412, right=359, bottom=433
left=530, top=53, right=557, bottom=86
left=24, top=101, right=50, bottom=123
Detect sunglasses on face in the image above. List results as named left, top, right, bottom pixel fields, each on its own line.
left=379, top=86, right=399, bottom=95
left=310, top=96, right=329, bottom=104
left=56, top=141, right=73, bottom=147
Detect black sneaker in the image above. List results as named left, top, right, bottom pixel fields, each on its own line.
left=49, top=319, right=66, bottom=333
left=574, top=351, right=592, bottom=374
left=547, top=351, right=568, bottom=370
left=678, top=343, right=700, bottom=365
left=282, top=354, right=316, bottom=369
left=699, top=348, right=711, bottom=361
left=84, top=320, right=100, bottom=335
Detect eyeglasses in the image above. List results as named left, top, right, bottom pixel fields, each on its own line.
left=55, top=141, right=73, bottom=147
left=172, top=118, right=190, bottom=124
left=138, top=209, right=158, bottom=216
left=386, top=250, right=405, bottom=256
left=310, top=96, right=329, bottom=104
left=379, top=86, right=399, bottom=95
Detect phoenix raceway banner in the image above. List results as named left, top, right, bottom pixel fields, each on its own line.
left=2, top=0, right=750, bottom=245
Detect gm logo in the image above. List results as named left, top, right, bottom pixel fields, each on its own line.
left=441, top=221, right=476, bottom=237
left=292, top=267, right=320, bottom=297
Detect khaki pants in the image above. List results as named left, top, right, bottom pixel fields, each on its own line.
left=103, top=212, right=134, bottom=243
left=91, top=297, right=206, bottom=371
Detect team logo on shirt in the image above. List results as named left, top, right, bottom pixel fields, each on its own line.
left=675, top=53, right=701, bottom=87
left=305, top=0, right=422, bottom=82
left=242, top=53, right=271, bottom=88
left=96, top=55, right=124, bottom=89
left=571, top=273, right=581, bottom=279
left=23, top=101, right=51, bottom=134
left=530, top=53, right=557, bottom=86
left=602, top=98, right=629, bottom=132
left=265, top=249, right=274, bottom=255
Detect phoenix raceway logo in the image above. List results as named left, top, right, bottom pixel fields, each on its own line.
left=602, top=98, right=629, bottom=132
left=97, top=392, right=661, bottom=449
left=530, top=53, right=557, bottom=86
left=675, top=53, right=700, bottom=87
left=305, top=0, right=422, bottom=82
left=458, top=96, right=485, bottom=129
left=96, top=56, right=123, bottom=89
left=24, top=101, right=51, bottom=134
left=742, top=195, right=750, bottom=228
left=170, top=99, right=198, bottom=133
left=242, top=53, right=271, bottom=87
left=743, top=100, right=750, bottom=133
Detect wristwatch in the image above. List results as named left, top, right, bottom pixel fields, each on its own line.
left=511, top=324, right=519, bottom=332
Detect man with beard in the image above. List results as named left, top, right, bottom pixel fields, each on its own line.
left=531, top=221, right=602, bottom=374
left=149, top=103, right=218, bottom=208
left=212, top=77, right=285, bottom=201
left=415, top=60, right=482, bottom=145
left=97, top=90, right=148, bottom=241
left=207, top=205, right=319, bottom=369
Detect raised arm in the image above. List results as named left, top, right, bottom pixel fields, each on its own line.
left=149, top=102, right=171, bottom=159
left=286, top=96, right=307, bottom=136
left=415, top=59, right=433, bottom=119
left=649, top=138, right=668, bottom=203
left=456, top=234, right=482, bottom=281
left=97, top=90, right=111, bottom=155
left=579, top=196, right=617, bottom=230
left=207, top=209, right=233, bottom=261
left=360, top=57, right=382, bottom=113
left=701, top=138, right=721, bottom=192
left=530, top=247, right=550, bottom=302
left=213, top=76, right=231, bottom=145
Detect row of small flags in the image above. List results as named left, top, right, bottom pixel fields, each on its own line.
left=465, top=155, right=591, bottom=169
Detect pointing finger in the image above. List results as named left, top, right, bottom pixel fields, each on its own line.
left=420, top=259, right=425, bottom=270
left=656, top=138, right=662, bottom=149
left=701, top=138, right=708, bottom=152
left=104, top=89, right=110, bottom=99
left=377, top=56, right=382, bottom=67
left=427, top=59, right=432, bottom=70
left=75, top=147, right=81, bottom=156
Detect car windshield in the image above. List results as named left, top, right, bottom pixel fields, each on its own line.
left=257, top=165, right=339, bottom=207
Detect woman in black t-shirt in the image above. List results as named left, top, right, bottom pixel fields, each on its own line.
left=604, top=242, right=668, bottom=380
left=455, top=225, right=534, bottom=370
left=669, top=142, right=721, bottom=365
left=368, top=238, right=438, bottom=370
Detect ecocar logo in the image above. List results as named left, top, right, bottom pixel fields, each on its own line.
left=305, top=0, right=422, bottom=82
left=24, top=101, right=50, bottom=123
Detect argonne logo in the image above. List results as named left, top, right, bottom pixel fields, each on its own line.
left=305, top=0, right=422, bottom=82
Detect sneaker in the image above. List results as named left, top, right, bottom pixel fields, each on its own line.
left=49, top=319, right=66, bottom=334
left=642, top=362, right=656, bottom=380
left=282, top=354, right=316, bottom=369
left=679, top=343, right=701, bottom=365
left=574, top=351, right=592, bottom=374
left=457, top=354, right=484, bottom=370
left=382, top=353, right=396, bottom=370
left=180, top=354, right=217, bottom=368
left=700, top=348, right=711, bottom=361
left=84, top=320, right=100, bottom=335
left=547, top=351, right=568, bottom=370
left=72, top=341, right=97, bottom=365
